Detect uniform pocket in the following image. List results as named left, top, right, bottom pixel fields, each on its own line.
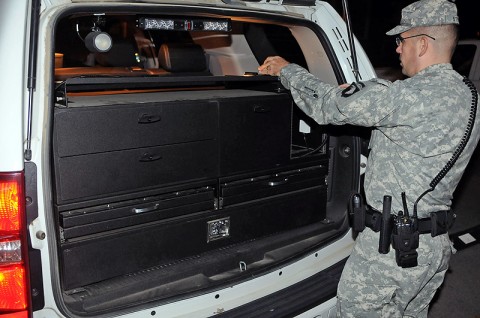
left=337, top=284, right=400, bottom=318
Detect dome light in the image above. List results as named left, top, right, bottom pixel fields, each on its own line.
left=84, top=31, right=112, bottom=53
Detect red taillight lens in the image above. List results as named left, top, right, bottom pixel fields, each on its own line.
left=0, top=177, right=22, bottom=232
left=0, top=265, right=27, bottom=310
left=0, top=312, right=28, bottom=318
left=0, top=172, right=29, bottom=316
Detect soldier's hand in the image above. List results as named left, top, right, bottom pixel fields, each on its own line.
left=258, top=56, right=290, bottom=76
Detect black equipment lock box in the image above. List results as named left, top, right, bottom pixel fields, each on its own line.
left=218, top=94, right=292, bottom=176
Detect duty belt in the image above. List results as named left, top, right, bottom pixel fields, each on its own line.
left=364, top=206, right=456, bottom=237
left=348, top=193, right=456, bottom=268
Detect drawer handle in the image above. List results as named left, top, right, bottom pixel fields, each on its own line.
left=132, top=204, right=160, bottom=214
left=253, top=105, right=271, bottom=113
left=139, top=152, right=162, bottom=162
left=268, top=178, right=289, bottom=187
left=138, top=113, right=161, bottom=124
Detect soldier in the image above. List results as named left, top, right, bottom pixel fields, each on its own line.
left=259, top=0, right=479, bottom=317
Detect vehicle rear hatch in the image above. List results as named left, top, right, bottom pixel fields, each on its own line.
left=36, top=0, right=374, bottom=316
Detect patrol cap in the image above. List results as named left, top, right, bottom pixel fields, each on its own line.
left=386, top=0, right=459, bottom=36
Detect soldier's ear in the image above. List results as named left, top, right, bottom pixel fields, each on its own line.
left=418, top=36, right=429, bottom=57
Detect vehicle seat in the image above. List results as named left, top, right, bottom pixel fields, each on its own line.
left=158, top=43, right=210, bottom=74
left=95, top=37, right=139, bottom=67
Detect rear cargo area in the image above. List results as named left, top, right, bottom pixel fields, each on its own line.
left=49, top=6, right=358, bottom=315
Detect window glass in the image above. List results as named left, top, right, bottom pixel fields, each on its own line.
left=452, top=44, right=476, bottom=77
left=54, top=14, right=307, bottom=78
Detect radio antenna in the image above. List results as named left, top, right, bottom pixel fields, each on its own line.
left=341, top=0, right=360, bottom=83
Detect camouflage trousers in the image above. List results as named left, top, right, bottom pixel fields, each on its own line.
left=336, top=227, right=454, bottom=317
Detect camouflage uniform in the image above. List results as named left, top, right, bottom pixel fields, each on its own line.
left=279, top=47, right=480, bottom=318
left=278, top=0, right=480, bottom=316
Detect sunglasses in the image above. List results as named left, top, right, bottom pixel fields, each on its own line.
left=395, top=34, right=436, bottom=46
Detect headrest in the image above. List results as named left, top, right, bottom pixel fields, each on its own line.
left=158, top=43, right=207, bottom=73
left=95, top=38, right=139, bottom=67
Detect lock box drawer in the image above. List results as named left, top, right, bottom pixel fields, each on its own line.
left=54, top=98, right=217, bottom=157
left=54, top=140, right=218, bottom=203
left=218, top=94, right=292, bottom=175
left=220, top=164, right=327, bottom=207
left=60, top=185, right=215, bottom=239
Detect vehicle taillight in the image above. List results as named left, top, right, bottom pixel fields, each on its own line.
left=0, top=172, right=30, bottom=317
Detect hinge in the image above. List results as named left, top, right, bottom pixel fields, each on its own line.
left=214, top=197, right=224, bottom=210
left=59, top=227, right=65, bottom=243
left=55, top=82, right=68, bottom=107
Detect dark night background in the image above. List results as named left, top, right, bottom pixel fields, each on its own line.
left=326, top=0, right=479, bottom=68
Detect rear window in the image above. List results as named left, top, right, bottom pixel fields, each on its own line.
left=54, top=14, right=308, bottom=81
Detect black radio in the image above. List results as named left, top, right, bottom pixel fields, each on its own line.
left=391, top=193, right=419, bottom=268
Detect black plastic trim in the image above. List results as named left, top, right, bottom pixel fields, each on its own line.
left=57, top=74, right=279, bottom=92
left=25, top=162, right=45, bottom=311
left=282, top=0, right=316, bottom=6
left=213, top=258, right=347, bottom=317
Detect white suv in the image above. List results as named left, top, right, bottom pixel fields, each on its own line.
left=0, top=0, right=375, bottom=317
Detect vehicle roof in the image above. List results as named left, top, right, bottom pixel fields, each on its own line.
left=42, top=0, right=320, bottom=12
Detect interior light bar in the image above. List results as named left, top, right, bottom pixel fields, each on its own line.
left=137, top=17, right=231, bottom=32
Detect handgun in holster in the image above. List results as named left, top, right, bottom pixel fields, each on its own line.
left=348, top=193, right=366, bottom=232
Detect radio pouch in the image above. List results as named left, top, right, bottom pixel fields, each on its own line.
left=392, top=230, right=419, bottom=268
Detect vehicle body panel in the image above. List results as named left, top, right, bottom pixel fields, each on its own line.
left=0, top=1, right=29, bottom=171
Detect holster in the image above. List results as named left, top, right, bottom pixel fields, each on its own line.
left=348, top=193, right=366, bottom=232
left=429, top=210, right=456, bottom=237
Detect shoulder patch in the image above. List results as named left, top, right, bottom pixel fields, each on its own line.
left=341, top=82, right=366, bottom=97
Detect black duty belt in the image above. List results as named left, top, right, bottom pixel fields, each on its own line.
left=365, top=206, right=455, bottom=237
left=348, top=193, right=456, bottom=267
